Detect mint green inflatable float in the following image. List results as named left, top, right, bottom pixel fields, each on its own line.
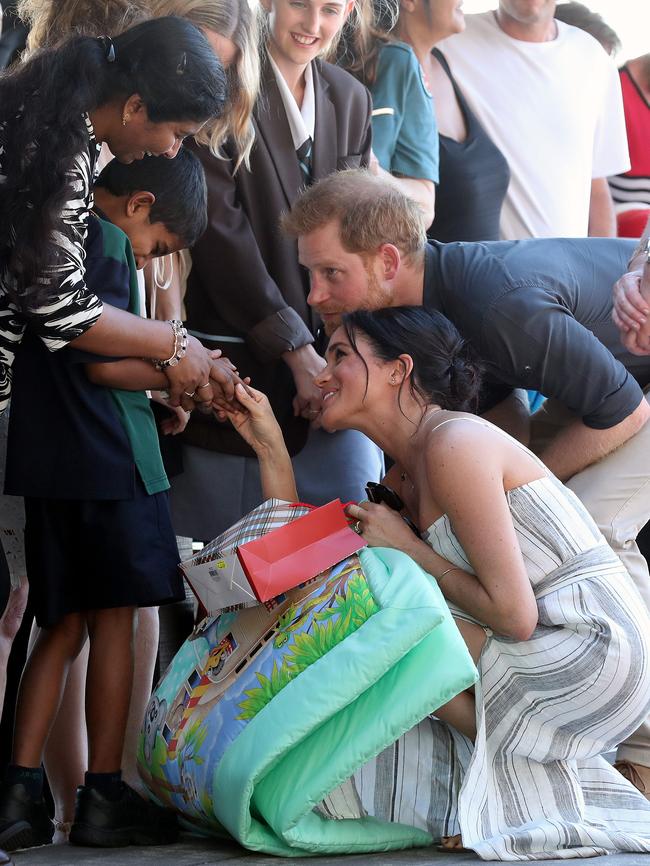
left=138, top=546, right=477, bottom=855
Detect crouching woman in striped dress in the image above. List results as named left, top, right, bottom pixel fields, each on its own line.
left=224, top=305, right=650, bottom=860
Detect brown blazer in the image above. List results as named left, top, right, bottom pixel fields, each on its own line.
left=183, top=58, right=371, bottom=458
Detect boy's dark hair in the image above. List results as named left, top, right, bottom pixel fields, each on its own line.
left=96, top=148, right=208, bottom=247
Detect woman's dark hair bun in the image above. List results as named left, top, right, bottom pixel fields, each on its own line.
left=446, top=349, right=481, bottom=411
left=342, top=306, right=482, bottom=412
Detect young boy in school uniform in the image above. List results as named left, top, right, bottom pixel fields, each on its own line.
left=0, top=150, right=236, bottom=851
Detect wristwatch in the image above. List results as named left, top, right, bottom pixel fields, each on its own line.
left=630, top=236, right=650, bottom=269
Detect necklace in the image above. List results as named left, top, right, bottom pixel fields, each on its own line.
left=418, top=59, right=433, bottom=97
left=399, top=406, right=445, bottom=484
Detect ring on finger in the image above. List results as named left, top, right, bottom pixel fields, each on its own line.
left=184, top=390, right=196, bottom=398
left=353, top=520, right=362, bottom=534
left=197, top=382, right=211, bottom=390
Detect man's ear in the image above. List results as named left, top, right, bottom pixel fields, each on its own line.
left=379, top=243, right=401, bottom=281
left=125, top=191, right=156, bottom=219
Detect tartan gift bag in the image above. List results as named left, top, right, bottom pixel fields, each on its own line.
left=180, top=499, right=312, bottom=614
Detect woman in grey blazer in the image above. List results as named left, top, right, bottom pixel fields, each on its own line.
left=173, top=0, right=384, bottom=540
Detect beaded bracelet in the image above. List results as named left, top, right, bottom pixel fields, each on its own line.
left=153, top=320, right=188, bottom=370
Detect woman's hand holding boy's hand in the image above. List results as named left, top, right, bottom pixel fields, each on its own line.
left=221, top=384, right=284, bottom=454
left=164, top=345, right=239, bottom=413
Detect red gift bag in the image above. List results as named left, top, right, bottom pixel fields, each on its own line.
left=237, top=499, right=366, bottom=602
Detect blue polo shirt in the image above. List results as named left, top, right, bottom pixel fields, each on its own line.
left=423, top=237, right=647, bottom=429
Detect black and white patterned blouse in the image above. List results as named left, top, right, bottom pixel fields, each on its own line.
left=0, top=113, right=104, bottom=413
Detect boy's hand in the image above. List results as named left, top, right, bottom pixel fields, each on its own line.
left=150, top=391, right=191, bottom=435
left=160, top=404, right=191, bottom=435
left=208, top=352, right=255, bottom=409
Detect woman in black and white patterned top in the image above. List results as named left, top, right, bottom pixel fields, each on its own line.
left=0, top=15, right=232, bottom=416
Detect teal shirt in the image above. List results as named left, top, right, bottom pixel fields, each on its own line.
left=95, top=217, right=170, bottom=495
left=370, top=42, right=439, bottom=183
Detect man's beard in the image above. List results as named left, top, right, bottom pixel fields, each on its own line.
left=363, top=263, right=394, bottom=313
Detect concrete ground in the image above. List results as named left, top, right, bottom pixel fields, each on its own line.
left=10, top=837, right=650, bottom=866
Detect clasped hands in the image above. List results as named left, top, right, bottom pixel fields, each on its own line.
left=612, top=261, right=650, bottom=355
left=163, top=334, right=251, bottom=414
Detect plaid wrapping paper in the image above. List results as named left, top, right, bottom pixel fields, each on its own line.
left=181, top=499, right=315, bottom=614
left=187, top=499, right=313, bottom=567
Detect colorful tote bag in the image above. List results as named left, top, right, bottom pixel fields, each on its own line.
left=139, top=539, right=478, bottom=855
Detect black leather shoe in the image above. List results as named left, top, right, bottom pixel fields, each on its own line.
left=69, top=783, right=178, bottom=847
left=0, top=783, right=53, bottom=852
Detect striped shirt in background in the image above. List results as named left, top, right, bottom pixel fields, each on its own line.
left=609, top=65, right=650, bottom=237
left=0, top=113, right=104, bottom=413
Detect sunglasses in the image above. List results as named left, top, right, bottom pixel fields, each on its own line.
left=365, top=482, right=421, bottom=537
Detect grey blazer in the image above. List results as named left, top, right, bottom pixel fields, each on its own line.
left=184, top=58, right=372, bottom=457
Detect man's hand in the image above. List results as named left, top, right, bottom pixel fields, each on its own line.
left=613, top=218, right=650, bottom=354
left=282, top=344, right=326, bottom=425
left=612, top=262, right=650, bottom=355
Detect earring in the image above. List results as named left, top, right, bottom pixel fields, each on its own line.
left=390, top=375, right=397, bottom=385
left=122, top=114, right=129, bottom=127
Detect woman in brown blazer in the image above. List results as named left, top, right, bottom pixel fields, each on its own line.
left=173, top=0, right=384, bottom=540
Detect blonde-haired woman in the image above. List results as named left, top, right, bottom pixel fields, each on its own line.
left=18, top=0, right=149, bottom=48
left=151, top=0, right=257, bottom=168
left=341, top=0, right=510, bottom=244
left=147, top=0, right=260, bottom=319
left=170, top=0, right=385, bottom=550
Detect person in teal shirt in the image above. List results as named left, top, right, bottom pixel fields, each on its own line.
left=342, top=39, right=438, bottom=228
left=372, top=42, right=439, bottom=199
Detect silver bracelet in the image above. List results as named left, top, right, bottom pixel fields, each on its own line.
left=437, top=566, right=461, bottom=583
left=628, top=237, right=650, bottom=271
left=153, top=320, right=188, bottom=370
